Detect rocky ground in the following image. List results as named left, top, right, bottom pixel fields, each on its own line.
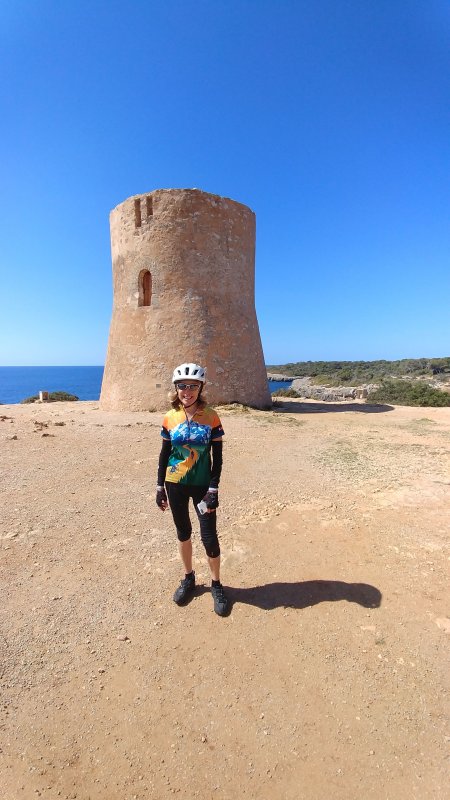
left=1, top=398, right=449, bottom=800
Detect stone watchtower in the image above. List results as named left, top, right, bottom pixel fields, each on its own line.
left=100, top=188, right=271, bottom=411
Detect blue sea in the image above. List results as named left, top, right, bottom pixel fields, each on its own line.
left=0, top=367, right=292, bottom=405
left=267, top=380, right=293, bottom=393
left=0, top=366, right=105, bottom=405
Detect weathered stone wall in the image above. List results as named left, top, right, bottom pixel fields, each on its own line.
left=100, top=189, right=271, bottom=411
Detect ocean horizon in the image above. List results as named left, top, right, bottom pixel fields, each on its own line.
left=0, top=366, right=291, bottom=405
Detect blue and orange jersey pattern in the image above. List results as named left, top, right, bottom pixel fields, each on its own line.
left=161, top=405, right=224, bottom=485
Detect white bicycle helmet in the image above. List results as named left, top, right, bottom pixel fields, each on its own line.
left=172, top=363, right=206, bottom=384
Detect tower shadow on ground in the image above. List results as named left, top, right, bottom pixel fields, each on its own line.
left=272, top=401, right=394, bottom=414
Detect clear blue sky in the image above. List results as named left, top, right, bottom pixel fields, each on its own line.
left=1, top=0, right=449, bottom=366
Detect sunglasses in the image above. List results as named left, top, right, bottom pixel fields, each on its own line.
left=176, top=383, right=201, bottom=391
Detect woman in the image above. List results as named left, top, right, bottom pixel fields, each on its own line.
left=156, top=363, right=228, bottom=616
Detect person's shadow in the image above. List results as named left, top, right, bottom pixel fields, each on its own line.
left=225, top=580, right=381, bottom=611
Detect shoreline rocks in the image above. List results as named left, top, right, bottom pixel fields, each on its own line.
left=268, top=373, right=379, bottom=401
left=290, top=378, right=378, bottom=401
left=266, top=373, right=299, bottom=382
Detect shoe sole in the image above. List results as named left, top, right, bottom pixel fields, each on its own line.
left=214, top=606, right=229, bottom=616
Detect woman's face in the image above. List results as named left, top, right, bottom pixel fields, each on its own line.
left=176, top=380, right=202, bottom=407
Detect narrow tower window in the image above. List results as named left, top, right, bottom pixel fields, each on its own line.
left=146, top=196, right=153, bottom=217
left=134, top=199, right=142, bottom=228
left=138, top=270, right=152, bottom=307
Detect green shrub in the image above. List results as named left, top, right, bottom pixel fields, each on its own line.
left=272, top=388, right=300, bottom=397
left=21, top=391, right=79, bottom=404
left=339, top=369, right=353, bottom=382
left=47, top=391, right=79, bottom=402
left=311, top=374, right=333, bottom=385
left=216, top=403, right=251, bottom=413
left=367, top=380, right=450, bottom=407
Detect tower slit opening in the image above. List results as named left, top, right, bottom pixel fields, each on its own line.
left=134, top=199, right=142, bottom=228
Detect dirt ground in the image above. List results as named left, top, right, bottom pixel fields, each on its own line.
left=1, top=398, right=449, bottom=800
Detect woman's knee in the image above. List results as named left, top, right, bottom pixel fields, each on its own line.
left=205, top=540, right=220, bottom=558
left=176, top=528, right=192, bottom=542
left=200, top=528, right=220, bottom=558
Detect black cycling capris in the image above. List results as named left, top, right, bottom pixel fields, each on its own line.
left=165, top=482, right=220, bottom=559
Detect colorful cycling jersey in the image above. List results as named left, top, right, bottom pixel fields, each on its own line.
left=161, top=405, right=224, bottom=485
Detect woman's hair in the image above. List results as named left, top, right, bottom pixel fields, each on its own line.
left=169, top=385, right=208, bottom=410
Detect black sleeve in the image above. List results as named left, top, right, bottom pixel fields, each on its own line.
left=157, top=439, right=172, bottom=486
left=209, top=440, right=223, bottom=489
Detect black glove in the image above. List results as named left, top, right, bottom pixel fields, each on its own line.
left=156, top=487, right=167, bottom=509
left=202, top=489, right=219, bottom=510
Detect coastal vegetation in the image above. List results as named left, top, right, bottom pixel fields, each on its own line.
left=21, top=391, right=79, bottom=404
left=272, top=388, right=300, bottom=398
left=267, top=357, right=450, bottom=384
left=269, top=358, right=450, bottom=407
left=366, top=380, right=450, bottom=407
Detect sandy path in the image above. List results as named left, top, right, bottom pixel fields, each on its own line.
left=1, top=399, right=449, bottom=799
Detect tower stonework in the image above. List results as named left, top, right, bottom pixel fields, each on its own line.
left=100, top=188, right=271, bottom=411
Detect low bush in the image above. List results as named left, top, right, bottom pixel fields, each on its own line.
left=21, top=391, right=79, bottom=404
left=216, top=403, right=251, bottom=413
left=367, top=380, right=450, bottom=407
left=271, top=388, right=300, bottom=398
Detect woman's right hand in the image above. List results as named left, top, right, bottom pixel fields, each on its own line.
left=156, top=487, right=168, bottom=511
left=202, top=489, right=219, bottom=511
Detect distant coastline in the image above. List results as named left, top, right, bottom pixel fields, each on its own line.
left=2, top=359, right=448, bottom=405
left=0, top=366, right=289, bottom=405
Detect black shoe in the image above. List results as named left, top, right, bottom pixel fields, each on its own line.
left=211, top=582, right=229, bottom=616
left=173, top=572, right=195, bottom=605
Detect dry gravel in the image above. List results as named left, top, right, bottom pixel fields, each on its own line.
left=1, top=398, right=449, bottom=799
